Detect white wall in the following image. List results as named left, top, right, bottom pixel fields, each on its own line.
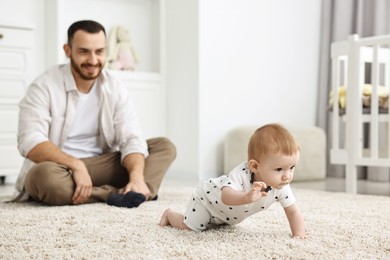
left=165, top=0, right=200, bottom=181
left=167, top=0, right=322, bottom=180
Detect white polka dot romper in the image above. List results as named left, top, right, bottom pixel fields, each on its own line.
left=183, top=161, right=296, bottom=232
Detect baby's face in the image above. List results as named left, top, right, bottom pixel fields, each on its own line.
left=252, top=151, right=300, bottom=189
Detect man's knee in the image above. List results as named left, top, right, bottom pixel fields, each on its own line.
left=160, top=137, right=177, bottom=161
left=25, top=162, right=59, bottom=185
left=25, top=162, right=73, bottom=205
left=148, top=137, right=177, bottom=161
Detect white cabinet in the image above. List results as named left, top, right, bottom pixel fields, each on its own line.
left=45, top=0, right=167, bottom=138
left=0, top=24, right=34, bottom=180
left=109, top=71, right=166, bottom=138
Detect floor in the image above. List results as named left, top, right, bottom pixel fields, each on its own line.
left=1, top=176, right=389, bottom=197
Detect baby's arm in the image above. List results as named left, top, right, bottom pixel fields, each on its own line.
left=221, top=182, right=268, bottom=205
left=284, top=203, right=307, bottom=239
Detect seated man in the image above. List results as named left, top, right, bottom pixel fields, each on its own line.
left=13, top=20, right=176, bottom=208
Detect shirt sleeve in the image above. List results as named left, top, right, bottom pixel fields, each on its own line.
left=277, top=184, right=296, bottom=208
left=17, top=80, right=51, bottom=157
left=219, top=163, right=250, bottom=191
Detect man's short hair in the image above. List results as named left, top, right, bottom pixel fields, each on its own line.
left=67, top=20, right=106, bottom=45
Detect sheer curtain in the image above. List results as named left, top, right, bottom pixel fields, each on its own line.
left=317, top=0, right=390, bottom=181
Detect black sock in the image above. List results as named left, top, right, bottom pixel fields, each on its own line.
left=107, top=191, right=146, bottom=208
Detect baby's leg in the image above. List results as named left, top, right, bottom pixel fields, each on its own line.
left=159, top=208, right=191, bottom=230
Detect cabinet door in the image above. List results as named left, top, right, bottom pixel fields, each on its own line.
left=116, top=72, right=167, bottom=138
left=0, top=27, right=33, bottom=76
left=0, top=104, right=24, bottom=176
left=0, top=25, right=33, bottom=177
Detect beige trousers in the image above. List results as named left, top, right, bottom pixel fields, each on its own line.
left=24, top=137, right=176, bottom=206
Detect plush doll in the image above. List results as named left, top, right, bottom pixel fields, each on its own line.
left=107, top=26, right=140, bottom=71
left=329, top=85, right=347, bottom=109
left=329, top=84, right=389, bottom=109
left=362, top=84, right=389, bottom=108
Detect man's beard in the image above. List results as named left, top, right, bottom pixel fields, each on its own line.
left=70, top=58, right=104, bottom=81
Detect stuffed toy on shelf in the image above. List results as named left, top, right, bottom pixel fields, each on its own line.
left=107, top=25, right=140, bottom=71
left=329, top=84, right=389, bottom=109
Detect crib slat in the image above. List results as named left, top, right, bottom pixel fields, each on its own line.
left=356, top=41, right=364, bottom=160
left=331, top=58, right=340, bottom=150
left=370, top=44, right=379, bottom=159
left=387, top=46, right=390, bottom=160
left=345, top=35, right=361, bottom=193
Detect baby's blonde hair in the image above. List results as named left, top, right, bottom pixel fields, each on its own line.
left=248, top=123, right=300, bottom=161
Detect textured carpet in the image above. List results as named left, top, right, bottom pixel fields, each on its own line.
left=0, top=182, right=389, bottom=259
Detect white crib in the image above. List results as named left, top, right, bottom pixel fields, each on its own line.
left=330, top=34, right=390, bottom=193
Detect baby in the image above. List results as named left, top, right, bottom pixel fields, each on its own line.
left=159, top=123, right=307, bottom=238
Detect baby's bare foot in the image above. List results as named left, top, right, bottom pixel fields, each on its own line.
left=159, top=208, right=171, bottom=227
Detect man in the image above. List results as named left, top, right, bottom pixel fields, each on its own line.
left=14, top=20, right=176, bottom=208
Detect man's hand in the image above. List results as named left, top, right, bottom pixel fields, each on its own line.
left=71, top=161, right=92, bottom=204
left=26, top=142, right=93, bottom=205
left=245, top=181, right=268, bottom=203
left=120, top=179, right=151, bottom=200
left=121, top=153, right=150, bottom=199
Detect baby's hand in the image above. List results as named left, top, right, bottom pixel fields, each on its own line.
left=291, top=231, right=309, bottom=239
left=291, top=234, right=309, bottom=239
left=245, top=181, right=268, bottom=203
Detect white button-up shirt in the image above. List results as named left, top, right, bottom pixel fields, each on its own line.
left=15, top=64, right=148, bottom=193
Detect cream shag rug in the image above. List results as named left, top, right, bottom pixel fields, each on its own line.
left=0, top=182, right=389, bottom=259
